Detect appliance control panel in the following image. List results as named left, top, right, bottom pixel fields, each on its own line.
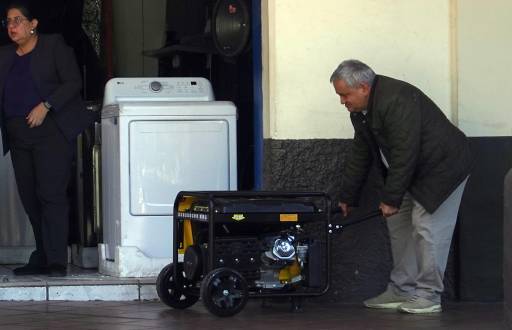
left=103, top=77, right=215, bottom=106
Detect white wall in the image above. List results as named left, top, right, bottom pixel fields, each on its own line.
left=457, top=0, right=512, bottom=137
left=264, top=0, right=452, bottom=139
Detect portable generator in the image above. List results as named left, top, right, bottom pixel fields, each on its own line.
left=156, top=191, right=381, bottom=317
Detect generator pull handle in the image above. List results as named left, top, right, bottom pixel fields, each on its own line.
left=329, top=207, right=382, bottom=231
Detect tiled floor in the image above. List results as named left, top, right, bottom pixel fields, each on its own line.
left=0, top=300, right=505, bottom=330
left=0, top=264, right=506, bottom=329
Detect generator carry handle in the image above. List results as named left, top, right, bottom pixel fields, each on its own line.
left=329, top=206, right=382, bottom=230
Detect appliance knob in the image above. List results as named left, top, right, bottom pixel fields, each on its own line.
left=150, top=81, right=162, bottom=92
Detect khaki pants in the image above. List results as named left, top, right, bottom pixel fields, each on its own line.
left=386, top=177, right=469, bottom=303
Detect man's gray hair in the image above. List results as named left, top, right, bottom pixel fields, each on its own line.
left=330, top=59, right=376, bottom=87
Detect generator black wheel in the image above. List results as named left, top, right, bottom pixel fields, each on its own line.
left=184, top=245, right=203, bottom=282
left=156, top=263, right=198, bottom=309
left=200, top=267, right=248, bottom=317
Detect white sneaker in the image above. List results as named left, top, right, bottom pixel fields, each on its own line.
left=363, top=289, right=410, bottom=309
left=398, top=296, right=442, bottom=314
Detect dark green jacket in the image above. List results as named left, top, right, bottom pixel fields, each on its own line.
left=340, top=75, right=473, bottom=213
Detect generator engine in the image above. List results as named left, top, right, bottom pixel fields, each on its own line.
left=255, top=229, right=311, bottom=290
left=184, top=228, right=322, bottom=291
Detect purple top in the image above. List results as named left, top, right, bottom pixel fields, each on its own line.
left=3, top=52, right=42, bottom=119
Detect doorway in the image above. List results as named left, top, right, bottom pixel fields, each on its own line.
left=152, top=0, right=260, bottom=190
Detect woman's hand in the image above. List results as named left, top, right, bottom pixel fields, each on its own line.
left=338, top=202, right=352, bottom=217
left=26, top=103, right=49, bottom=128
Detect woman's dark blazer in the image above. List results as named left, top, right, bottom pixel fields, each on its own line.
left=0, top=33, right=94, bottom=154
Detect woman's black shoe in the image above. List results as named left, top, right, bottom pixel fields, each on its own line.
left=13, top=264, right=48, bottom=276
left=47, top=264, right=67, bottom=277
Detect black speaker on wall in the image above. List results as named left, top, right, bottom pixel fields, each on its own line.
left=144, top=0, right=251, bottom=70
left=212, top=0, right=251, bottom=57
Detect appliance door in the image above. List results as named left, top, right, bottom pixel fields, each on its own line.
left=129, top=119, right=231, bottom=216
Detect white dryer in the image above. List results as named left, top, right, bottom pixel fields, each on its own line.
left=99, top=77, right=237, bottom=277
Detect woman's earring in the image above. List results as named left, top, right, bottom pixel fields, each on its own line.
left=30, top=29, right=34, bottom=35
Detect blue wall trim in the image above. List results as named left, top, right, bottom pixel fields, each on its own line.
left=252, top=0, right=263, bottom=190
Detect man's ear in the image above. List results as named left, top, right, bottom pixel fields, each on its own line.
left=360, top=82, right=371, bottom=96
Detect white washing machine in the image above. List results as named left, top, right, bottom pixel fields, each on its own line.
left=99, top=77, right=237, bottom=277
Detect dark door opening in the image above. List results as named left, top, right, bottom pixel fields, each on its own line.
left=152, top=0, right=256, bottom=190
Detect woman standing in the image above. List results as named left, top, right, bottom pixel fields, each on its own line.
left=0, top=2, right=94, bottom=276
